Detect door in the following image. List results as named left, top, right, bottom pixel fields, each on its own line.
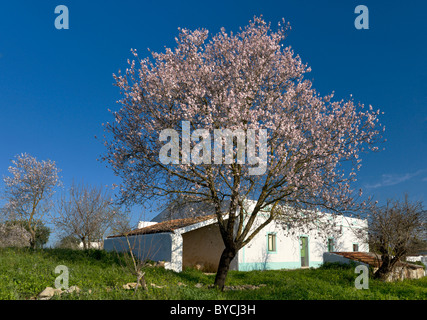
left=300, top=236, right=309, bottom=267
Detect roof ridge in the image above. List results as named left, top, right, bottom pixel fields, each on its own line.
left=107, top=214, right=217, bottom=238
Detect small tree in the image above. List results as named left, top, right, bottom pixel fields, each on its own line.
left=120, top=234, right=149, bottom=293
left=110, top=220, right=161, bottom=294
left=55, top=235, right=80, bottom=249
left=1, top=153, right=61, bottom=249
left=362, top=195, right=426, bottom=280
left=53, top=181, right=125, bottom=249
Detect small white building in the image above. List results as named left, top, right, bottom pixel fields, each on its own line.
left=78, top=241, right=103, bottom=250
left=104, top=201, right=368, bottom=272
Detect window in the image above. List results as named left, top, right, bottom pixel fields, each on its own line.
left=267, top=233, right=276, bottom=252
left=327, top=238, right=335, bottom=252
left=353, top=243, right=359, bottom=252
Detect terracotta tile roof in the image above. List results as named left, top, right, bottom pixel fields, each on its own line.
left=332, top=252, right=382, bottom=267
left=332, top=252, right=424, bottom=269
left=107, top=214, right=216, bottom=238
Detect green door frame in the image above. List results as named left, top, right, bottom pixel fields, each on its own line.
left=300, top=236, right=309, bottom=267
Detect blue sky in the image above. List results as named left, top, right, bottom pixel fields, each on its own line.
left=0, top=1, right=426, bottom=243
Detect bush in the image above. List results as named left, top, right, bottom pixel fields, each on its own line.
left=318, top=262, right=354, bottom=270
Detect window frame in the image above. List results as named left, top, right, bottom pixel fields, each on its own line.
left=327, top=237, right=335, bottom=252
left=267, top=233, right=277, bottom=253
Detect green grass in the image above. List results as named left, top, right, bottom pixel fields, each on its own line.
left=0, top=247, right=426, bottom=300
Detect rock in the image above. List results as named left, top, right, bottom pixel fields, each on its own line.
left=37, top=286, right=82, bottom=299
left=194, top=263, right=204, bottom=271
left=65, top=286, right=81, bottom=294
left=223, top=285, right=237, bottom=291
left=223, top=284, right=266, bottom=291
left=123, top=282, right=138, bottom=290
left=194, top=283, right=204, bottom=288
left=155, top=261, right=165, bottom=268
left=38, top=287, right=63, bottom=300
left=240, top=285, right=253, bottom=290
left=123, top=282, right=150, bottom=290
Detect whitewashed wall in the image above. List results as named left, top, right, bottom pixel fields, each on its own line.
left=103, top=233, right=175, bottom=266
left=236, top=209, right=368, bottom=271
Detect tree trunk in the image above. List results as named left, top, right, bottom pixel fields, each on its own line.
left=29, top=229, right=37, bottom=249
left=214, top=246, right=237, bottom=291
left=374, top=263, right=390, bottom=281
left=27, top=218, right=36, bottom=249
left=81, top=237, right=87, bottom=250
left=135, top=271, right=147, bottom=293
left=374, top=254, right=399, bottom=281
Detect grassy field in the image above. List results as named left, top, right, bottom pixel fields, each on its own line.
left=0, top=247, right=426, bottom=300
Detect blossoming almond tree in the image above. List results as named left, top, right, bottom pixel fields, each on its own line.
left=102, top=17, right=384, bottom=290
left=2, top=153, right=61, bottom=249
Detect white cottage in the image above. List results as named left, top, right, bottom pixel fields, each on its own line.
left=104, top=201, right=368, bottom=272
